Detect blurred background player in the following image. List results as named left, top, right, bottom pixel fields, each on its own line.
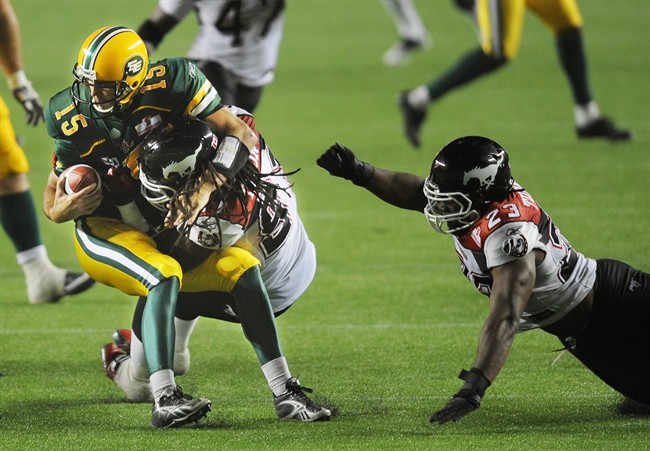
left=381, top=0, right=432, bottom=66
left=0, top=0, right=93, bottom=304
left=399, top=0, right=632, bottom=148
left=137, top=0, right=285, bottom=114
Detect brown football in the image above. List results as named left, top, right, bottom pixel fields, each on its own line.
left=62, top=164, right=101, bottom=195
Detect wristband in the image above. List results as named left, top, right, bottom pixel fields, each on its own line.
left=456, top=367, right=491, bottom=399
left=352, top=161, right=375, bottom=187
left=211, top=136, right=250, bottom=179
left=7, top=70, right=28, bottom=90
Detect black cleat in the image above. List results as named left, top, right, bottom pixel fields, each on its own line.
left=399, top=92, right=427, bottom=148
left=577, top=117, right=632, bottom=142
left=63, top=271, right=95, bottom=296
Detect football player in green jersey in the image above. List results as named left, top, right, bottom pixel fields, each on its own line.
left=42, top=26, right=263, bottom=428
left=399, top=0, right=632, bottom=148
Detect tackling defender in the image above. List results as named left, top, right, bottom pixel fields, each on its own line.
left=317, top=138, right=649, bottom=423
left=103, top=111, right=332, bottom=422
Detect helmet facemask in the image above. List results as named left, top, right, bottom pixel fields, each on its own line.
left=423, top=177, right=481, bottom=234
left=72, top=65, right=133, bottom=115
left=139, top=169, right=182, bottom=212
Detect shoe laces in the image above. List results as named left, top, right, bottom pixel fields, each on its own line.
left=161, top=385, right=193, bottom=404
left=284, top=377, right=315, bottom=402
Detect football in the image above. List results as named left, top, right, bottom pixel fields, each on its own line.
left=62, top=164, right=101, bottom=195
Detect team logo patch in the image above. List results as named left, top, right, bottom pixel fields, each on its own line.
left=197, top=230, right=220, bottom=248
left=463, top=152, right=506, bottom=190
left=502, top=234, right=528, bottom=258
left=124, top=55, right=144, bottom=76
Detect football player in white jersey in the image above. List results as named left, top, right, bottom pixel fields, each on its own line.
left=102, top=107, right=331, bottom=422
left=318, top=137, right=649, bottom=423
left=137, top=0, right=285, bottom=113
left=381, top=0, right=432, bottom=67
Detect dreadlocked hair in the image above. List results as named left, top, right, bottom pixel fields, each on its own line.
left=169, top=159, right=298, bottom=246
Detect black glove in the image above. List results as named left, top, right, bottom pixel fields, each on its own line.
left=11, top=79, right=44, bottom=126
left=316, top=143, right=374, bottom=186
left=430, top=368, right=491, bottom=424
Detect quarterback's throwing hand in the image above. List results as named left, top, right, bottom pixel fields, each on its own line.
left=317, top=143, right=374, bottom=186
left=429, top=368, right=491, bottom=425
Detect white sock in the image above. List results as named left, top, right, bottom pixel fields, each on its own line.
left=150, top=369, right=175, bottom=404
left=19, top=245, right=66, bottom=303
left=173, top=318, right=197, bottom=375
left=16, top=244, right=48, bottom=266
left=174, top=317, right=197, bottom=353
left=261, top=356, right=291, bottom=397
left=575, top=101, right=601, bottom=127
left=408, top=86, right=430, bottom=110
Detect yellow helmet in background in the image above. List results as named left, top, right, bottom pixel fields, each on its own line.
left=72, top=26, right=148, bottom=114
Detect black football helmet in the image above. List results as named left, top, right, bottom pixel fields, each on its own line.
left=423, top=136, right=514, bottom=234
left=138, top=118, right=219, bottom=211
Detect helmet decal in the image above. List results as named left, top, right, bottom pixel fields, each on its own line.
left=124, top=55, right=145, bottom=78
left=462, top=152, right=506, bottom=190
left=161, top=145, right=203, bottom=180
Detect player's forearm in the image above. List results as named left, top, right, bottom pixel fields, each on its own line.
left=473, top=311, right=519, bottom=382
left=365, top=168, right=427, bottom=212
left=0, top=0, right=22, bottom=76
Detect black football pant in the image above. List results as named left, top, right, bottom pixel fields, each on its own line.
left=560, top=259, right=650, bottom=405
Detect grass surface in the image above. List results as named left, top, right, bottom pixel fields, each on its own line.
left=0, top=1, right=648, bottom=449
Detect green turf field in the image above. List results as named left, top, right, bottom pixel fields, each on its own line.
left=0, top=1, right=648, bottom=449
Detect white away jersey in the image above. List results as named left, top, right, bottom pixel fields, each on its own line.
left=454, top=184, right=597, bottom=331
left=185, top=106, right=314, bottom=312
left=159, top=0, right=285, bottom=86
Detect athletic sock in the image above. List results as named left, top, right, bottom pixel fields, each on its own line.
left=150, top=369, right=175, bottom=404
left=262, top=356, right=292, bottom=397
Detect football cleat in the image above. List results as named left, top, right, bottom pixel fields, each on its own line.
left=27, top=269, right=94, bottom=304
left=151, top=386, right=211, bottom=429
left=399, top=92, right=427, bottom=148
left=112, top=329, right=132, bottom=353
left=274, top=377, right=332, bottom=422
left=101, top=343, right=129, bottom=380
left=62, top=271, right=95, bottom=295
left=383, top=35, right=432, bottom=67
left=577, top=117, right=632, bottom=142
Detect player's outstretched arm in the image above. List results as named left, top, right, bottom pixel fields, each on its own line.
left=317, top=143, right=426, bottom=211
